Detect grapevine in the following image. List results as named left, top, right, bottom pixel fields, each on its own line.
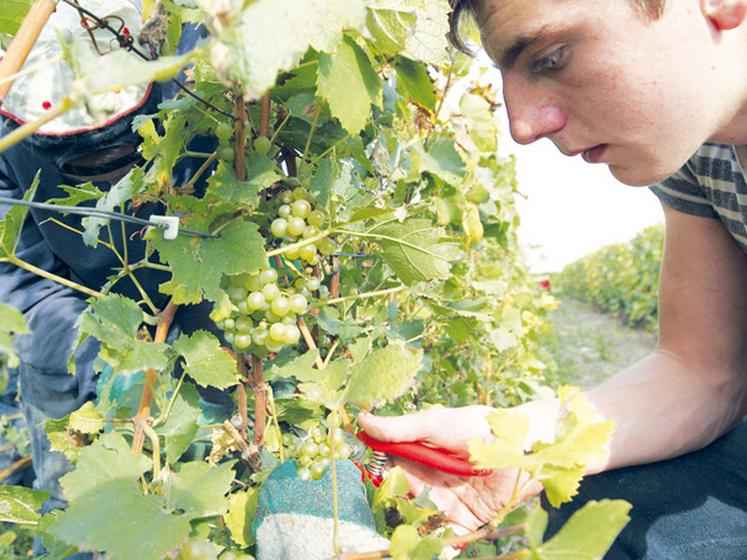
left=0, top=1, right=631, bottom=559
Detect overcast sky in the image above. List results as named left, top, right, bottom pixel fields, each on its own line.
left=494, top=104, right=664, bottom=274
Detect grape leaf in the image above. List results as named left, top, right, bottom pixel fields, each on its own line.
left=68, top=401, right=104, bottom=435
left=224, top=487, right=260, bottom=548
left=0, top=0, right=31, bottom=36
left=49, top=480, right=191, bottom=560
left=81, top=168, right=145, bottom=248
left=417, top=138, right=466, bottom=184
left=0, top=485, right=49, bottom=525
left=366, top=8, right=417, bottom=57
left=535, top=500, right=631, bottom=560
left=225, top=0, right=367, bottom=100
left=370, top=218, right=461, bottom=285
left=317, top=34, right=382, bottom=135
left=394, top=56, right=436, bottom=111
left=108, top=340, right=171, bottom=374
left=157, top=382, right=201, bottom=462
left=45, top=182, right=104, bottom=208
left=460, top=93, right=498, bottom=153
left=169, top=460, right=236, bottom=518
left=60, top=431, right=151, bottom=503
left=173, top=330, right=238, bottom=389
left=343, top=343, right=422, bottom=407
left=206, top=154, right=281, bottom=206
left=153, top=219, right=267, bottom=304
left=265, top=349, right=320, bottom=382
left=401, top=0, right=450, bottom=66
left=298, top=359, right=349, bottom=408
left=0, top=303, right=27, bottom=334
left=0, top=171, right=38, bottom=258
left=77, top=294, right=144, bottom=351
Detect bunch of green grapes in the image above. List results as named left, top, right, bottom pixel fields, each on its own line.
left=282, top=417, right=353, bottom=481
left=212, top=267, right=309, bottom=353
left=269, top=186, right=336, bottom=264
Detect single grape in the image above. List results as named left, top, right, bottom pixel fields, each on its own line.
left=310, top=461, right=326, bottom=480
left=227, top=285, right=247, bottom=302
left=278, top=204, right=292, bottom=218
left=301, top=441, right=319, bottom=457
left=218, top=145, right=235, bottom=162
left=284, top=177, right=302, bottom=188
left=306, top=277, right=321, bottom=291
left=280, top=190, right=293, bottom=204
left=291, top=199, right=311, bottom=219
left=302, top=225, right=320, bottom=239
left=262, top=283, right=280, bottom=301
left=285, top=247, right=301, bottom=260
left=259, top=268, right=278, bottom=285
left=292, top=186, right=308, bottom=200
left=282, top=432, right=296, bottom=447
left=318, top=238, right=336, bottom=256
left=235, top=316, right=253, bottom=333
left=215, top=122, right=234, bottom=141
left=269, top=322, right=286, bottom=341
left=247, top=291, right=266, bottom=310
left=307, top=210, right=325, bottom=229
left=252, top=328, right=269, bottom=346
left=236, top=300, right=250, bottom=314
left=264, top=310, right=281, bottom=323
left=337, top=442, right=352, bottom=459
left=318, top=442, right=330, bottom=456
left=271, top=296, right=290, bottom=316
left=327, top=411, right=342, bottom=430
left=234, top=334, right=252, bottom=350
left=215, top=320, right=226, bottom=330
left=287, top=217, right=306, bottom=237
left=224, top=332, right=235, bottom=344
left=244, top=274, right=262, bottom=292
left=297, top=466, right=312, bottom=481
left=299, top=244, right=317, bottom=263
left=224, top=318, right=236, bottom=331
left=270, top=218, right=288, bottom=238
left=253, top=135, right=272, bottom=153
left=289, top=294, right=308, bottom=314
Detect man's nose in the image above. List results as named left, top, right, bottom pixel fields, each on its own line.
left=503, top=81, right=565, bottom=145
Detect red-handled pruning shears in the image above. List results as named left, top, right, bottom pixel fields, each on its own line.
left=355, top=431, right=492, bottom=486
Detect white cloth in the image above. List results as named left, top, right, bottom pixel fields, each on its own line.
left=0, top=0, right=148, bottom=134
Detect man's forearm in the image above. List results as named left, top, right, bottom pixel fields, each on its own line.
left=515, top=350, right=747, bottom=474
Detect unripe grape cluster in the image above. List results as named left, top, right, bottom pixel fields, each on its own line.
left=212, top=267, right=310, bottom=353
left=283, top=416, right=353, bottom=481
left=269, top=186, right=336, bottom=264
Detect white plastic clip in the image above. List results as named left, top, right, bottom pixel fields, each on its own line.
left=149, top=215, right=180, bottom=240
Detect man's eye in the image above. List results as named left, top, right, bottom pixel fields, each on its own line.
left=531, top=46, right=568, bottom=74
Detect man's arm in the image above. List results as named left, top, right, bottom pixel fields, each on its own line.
left=577, top=203, right=747, bottom=472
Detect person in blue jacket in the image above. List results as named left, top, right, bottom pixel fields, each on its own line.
left=0, top=0, right=226, bottom=515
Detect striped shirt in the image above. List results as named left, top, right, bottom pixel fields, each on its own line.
left=650, top=143, right=747, bottom=252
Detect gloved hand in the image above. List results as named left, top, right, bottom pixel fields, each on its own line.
left=253, top=459, right=389, bottom=560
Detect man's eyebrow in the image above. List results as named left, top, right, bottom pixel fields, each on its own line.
left=496, top=25, right=555, bottom=70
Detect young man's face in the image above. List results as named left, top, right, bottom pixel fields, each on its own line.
left=477, top=0, right=747, bottom=186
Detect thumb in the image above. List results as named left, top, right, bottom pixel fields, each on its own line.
left=357, top=407, right=444, bottom=443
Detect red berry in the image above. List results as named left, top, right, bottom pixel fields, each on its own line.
left=42, top=101, right=52, bottom=110
left=122, top=27, right=130, bottom=36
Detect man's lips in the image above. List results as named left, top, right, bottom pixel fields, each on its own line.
left=581, top=144, right=607, bottom=163
left=561, top=144, right=608, bottom=163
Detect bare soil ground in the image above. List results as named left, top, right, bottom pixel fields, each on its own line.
left=542, top=296, right=658, bottom=390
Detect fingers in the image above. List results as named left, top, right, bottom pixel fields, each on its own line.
left=391, top=458, right=491, bottom=533
left=357, top=406, right=444, bottom=443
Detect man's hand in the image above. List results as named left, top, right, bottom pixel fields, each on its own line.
left=357, top=406, right=542, bottom=534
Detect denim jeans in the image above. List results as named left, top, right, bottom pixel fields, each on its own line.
left=542, top=417, right=747, bottom=559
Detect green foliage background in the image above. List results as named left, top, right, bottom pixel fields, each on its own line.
left=554, top=224, right=664, bottom=332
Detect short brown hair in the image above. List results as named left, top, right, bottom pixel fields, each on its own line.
left=448, top=0, right=666, bottom=54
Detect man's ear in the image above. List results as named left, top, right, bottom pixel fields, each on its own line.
left=701, top=0, right=747, bottom=30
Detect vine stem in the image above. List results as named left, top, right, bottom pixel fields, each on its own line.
left=131, top=300, right=179, bottom=455
left=260, top=93, right=271, bottom=138
left=334, top=229, right=446, bottom=261
left=266, top=230, right=330, bottom=257
left=0, top=0, right=57, bottom=101
left=0, top=456, right=32, bottom=484
left=236, top=354, right=250, bottom=437
left=334, top=524, right=525, bottom=560
left=250, top=354, right=266, bottom=448
left=297, top=317, right=325, bottom=369
left=6, top=255, right=102, bottom=299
